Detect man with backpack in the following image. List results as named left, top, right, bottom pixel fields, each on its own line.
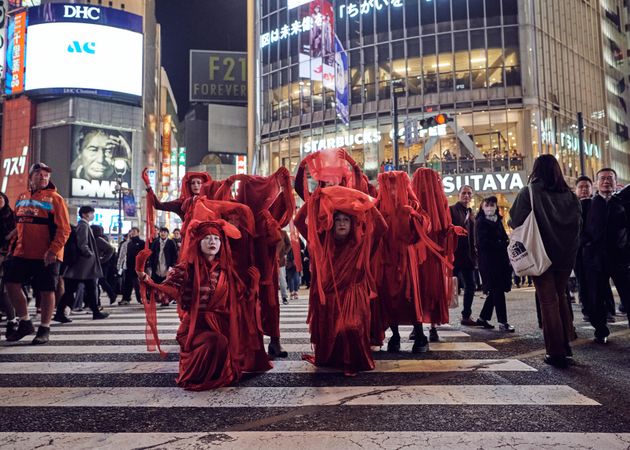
left=4, top=163, right=71, bottom=344
left=53, top=206, right=109, bottom=323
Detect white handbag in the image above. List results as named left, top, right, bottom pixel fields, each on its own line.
left=507, top=186, right=552, bottom=277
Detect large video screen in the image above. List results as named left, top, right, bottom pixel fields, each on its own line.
left=24, top=21, right=142, bottom=100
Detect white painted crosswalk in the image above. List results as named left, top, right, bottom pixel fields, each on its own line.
left=0, top=291, right=612, bottom=448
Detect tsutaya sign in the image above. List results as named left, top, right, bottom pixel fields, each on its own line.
left=442, top=171, right=527, bottom=195
left=261, top=0, right=403, bottom=48
left=302, top=129, right=381, bottom=153
left=540, top=118, right=602, bottom=159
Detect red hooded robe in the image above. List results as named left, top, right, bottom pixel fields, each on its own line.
left=295, top=186, right=387, bottom=374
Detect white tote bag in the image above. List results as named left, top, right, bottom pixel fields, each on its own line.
left=507, top=186, right=552, bottom=277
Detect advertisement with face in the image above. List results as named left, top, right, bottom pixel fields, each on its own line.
left=70, top=125, right=132, bottom=199
left=298, top=0, right=336, bottom=89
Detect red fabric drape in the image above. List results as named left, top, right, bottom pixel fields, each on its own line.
left=411, top=168, right=466, bottom=325
left=295, top=185, right=387, bottom=374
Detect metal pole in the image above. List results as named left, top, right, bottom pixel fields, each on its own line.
left=393, top=92, right=399, bottom=170
left=117, top=178, right=123, bottom=245
left=577, top=112, right=585, bottom=176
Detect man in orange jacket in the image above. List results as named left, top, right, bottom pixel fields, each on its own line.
left=4, top=163, right=71, bottom=344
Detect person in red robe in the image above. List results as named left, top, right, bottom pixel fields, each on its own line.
left=138, top=219, right=272, bottom=390
left=411, top=168, right=465, bottom=344
left=375, top=171, right=436, bottom=353
left=295, top=185, right=387, bottom=376
left=219, top=167, right=295, bottom=358
left=142, top=169, right=211, bottom=222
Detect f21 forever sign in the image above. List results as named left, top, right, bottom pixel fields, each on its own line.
left=442, top=171, right=526, bottom=195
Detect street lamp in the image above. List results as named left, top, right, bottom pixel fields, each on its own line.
left=391, top=79, right=405, bottom=170
left=112, top=144, right=127, bottom=245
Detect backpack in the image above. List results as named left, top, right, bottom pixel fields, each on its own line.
left=63, top=225, right=80, bottom=266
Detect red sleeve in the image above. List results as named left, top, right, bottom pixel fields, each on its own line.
left=147, top=188, right=183, bottom=215
left=294, top=205, right=308, bottom=240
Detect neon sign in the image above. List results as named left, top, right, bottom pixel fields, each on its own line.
left=338, top=0, right=404, bottom=19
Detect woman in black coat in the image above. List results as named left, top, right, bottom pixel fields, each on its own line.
left=475, top=196, right=515, bottom=332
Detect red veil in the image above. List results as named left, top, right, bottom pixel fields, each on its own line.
left=374, top=171, right=427, bottom=339
left=411, top=168, right=465, bottom=325
left=294, top=148, right=377, bottom=201
left=294, top=185, right=387, bottom=373
left=218, top=167, right=296, bottom=339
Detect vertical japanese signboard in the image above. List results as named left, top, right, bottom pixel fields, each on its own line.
left=4, top=10, right=26, bottom=95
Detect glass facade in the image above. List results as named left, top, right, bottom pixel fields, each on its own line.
left=256, top=0, right=611, bottom=191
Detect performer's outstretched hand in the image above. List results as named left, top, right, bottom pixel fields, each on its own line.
left=142, top=168, right=151, bottom=189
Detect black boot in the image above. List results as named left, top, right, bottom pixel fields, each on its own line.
left=387, top=333, right=401, bottom=353
left=32, top=326, right=50, bottom=345
left=5, top=319, right=35, bottom=342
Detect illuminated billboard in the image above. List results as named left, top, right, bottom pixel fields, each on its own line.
left=23, top=4, right=143, bottom=103
left=4, top=11, right=27, bottom=95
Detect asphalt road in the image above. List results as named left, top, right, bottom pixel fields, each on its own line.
left=0, top=286, right=629, bottom=449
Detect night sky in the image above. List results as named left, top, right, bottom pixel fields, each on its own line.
left=156, top=0, right=247, bottom=119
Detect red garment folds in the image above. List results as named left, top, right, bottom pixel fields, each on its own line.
left=146, top=171, right=211, bottom=222
left=374, top=172, right=427, bottom=341
left=295, top=148, right=375, bottom=201
left=221, top=167, right=296, bottom=339
left=142, top=219, right=271, bottom=390
left=411, top=168, right=463, bottom=325
left=294, top=186, right=387, bottom=373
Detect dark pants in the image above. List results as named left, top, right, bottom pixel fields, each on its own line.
left=532, top=270, right=573, bottom=358
left=585, top=266, right=630, bottom=339
left=479, top=289, right=507, bottom=323
left=57, top=278, right=99, bottom=317
left=123, top=269, right=141, bottom=303
left=455, top=267, right=476, bottom=319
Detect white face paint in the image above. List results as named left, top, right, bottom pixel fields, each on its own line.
left=189, top=178, right=203, bottom=195
left=333, top=213, right=351, bottom=239
left=200, top=234, right=221, bottom=257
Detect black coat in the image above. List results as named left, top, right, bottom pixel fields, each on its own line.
left=63, top=219, right=103, bottom=280
left=0, top=203, right=16, bottom=253
left=149, top=238, right=178, bottom=274
left=125, top=236, right=146, bottom=270
left=581, top=195, right=630, bottom=271
left=475, top=214, right=512, bottom=293
left=450, top=202, right=477, bottom=269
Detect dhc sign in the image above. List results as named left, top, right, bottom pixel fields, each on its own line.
left=442, top=171, right=527, bottom=195
left=63, top=5, right=100, bottom=20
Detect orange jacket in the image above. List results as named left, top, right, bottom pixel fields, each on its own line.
left=13, top=182, right=71, bottom=261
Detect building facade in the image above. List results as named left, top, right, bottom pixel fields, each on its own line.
left=254, top=0, right=618, bottom=206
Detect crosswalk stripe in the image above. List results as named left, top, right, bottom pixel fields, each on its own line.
left=0, top=385, right=599, bottom=407
left=0, top=358, right=533, bottom=374
left=21, top=330, right=470, bottom=342
left=1, top=432, right=627, bottom=449
left=0, top=341, right=495, bottom=355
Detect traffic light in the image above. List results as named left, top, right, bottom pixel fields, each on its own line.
left=420, top=113, right=450, bottom=129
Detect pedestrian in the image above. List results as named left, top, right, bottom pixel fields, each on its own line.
left=277, top=229, right=291, bottom=305
left=509, top=155, right=581, bottom=368
left=295, top=186, right=387, bottom=376
left=580, top=168, right=630, bottom=344
left=301, top=240, right=311, bottom=288
left=91, top=224, right=117, bottom=305
left=149, top=226, right=178, bottom=306
left=4, top=163, right=71, bottom=344
left=115, top=233, right=129, bottom=300
left=475, top=196, right=515, bottom=332
left=120, top=227, right=144, bottom=305
left=449, top=185, right=479, bottom=326
left=0, top=192, right=17, bottom=337
left=172, top=228, right=183, bottom=251
left=138, top=219, right=272, bottom=390
left=285, top=244, right=301, bottom=302
left=54, top=206, right=109, bottom=323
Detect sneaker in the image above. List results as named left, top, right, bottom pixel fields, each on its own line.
left=499, top=322, right=515, bottom=333
left=429, top=328, right=440, bottom=342
left=412, top=336, right=429, bottom=353
left=32, top=326, right=50, bottom=345
left=476, top=319, right=495, bottom=329
left=52, top=314, right=72, bottom=324
left=282, top=297, right=289, bottom=305
left=387, top=334, right=401, bottom=353
left=460, top=317, right=478, bottom=326
left=5, top=320, right=18, bottom=340
left=594, top=336, right=608, bottom=345
left=5, top=319, right=35, bottom=342
left=93, top=312, right=110, bottom=320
